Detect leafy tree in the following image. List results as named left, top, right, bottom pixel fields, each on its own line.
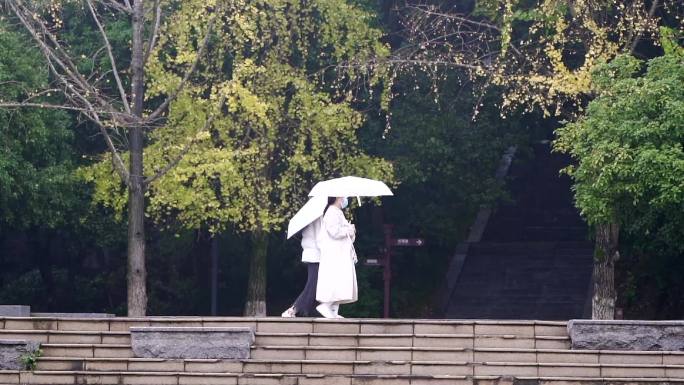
left=554, top=48, right=684, bottom=318
left=0, top=20, right=76, bottom=232
left=83, top=0, right=394, bottom=316
left=2, top=0, right=227, bottom=316
left=393, top=0, right=683, bottom=116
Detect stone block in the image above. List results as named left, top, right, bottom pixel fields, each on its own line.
left=109, top=321, right=150, bottom=332
left=258, top=321, right=312, bottom=333
left=414, top=322, right=473, bottom=335
left=313, top=322, right=359, bottom=334
left=131, top=326, right=254, bottom=359
left=474, top=336, right=534, bottom=349
left=0, top=305, right=30, bottom=317
left=121, top=373, right=177, bottom=385
left=302, top=362, right=354, bottom=375
left=299, top=375, right=351, bottom=385
left=664, top=352, right=684, bottom=365
left=537, top=351, right=598, bottom=364
left=309, top=335, right=357, bottom=347
left=94, top=346, right=133, bottom=358
left=179, top=373, right=239, bottom=385
left=42, top=344, right=93, bottom=358
left=412, top=348, right=472, bottom=362
left=600, top=365, right=666, bottom=378
left=37, top=358, right=83, bottom=371
left=58, top=320, right=109, bottom=332
left=238, top=374, right=297, bottom=385
left=251, top=347, right=305, bottom=360
left=473, top=363, right=537, bottom=376
left=350, top=375, right=410, bottom=385
left=48, top=332, right=101, bottom=344
left=356, top=348, right=411, bottom=361
left=255, top=333, right=308, bottom=346
left=535, top=337, right=570, bottom=349
left=85, top=359, right=127, bottom=371
left=20, top=371, right=76, bottom=385
left=75, top=373, right=121, bottom=385
left=31, top=312, right=115, bottom=318
left=538, top=364, right=600, bottom=377
left=535, top=323, right=568, bottom=337
left=102, top=333, right=131, bottom=344
left=413, top=336, right=473, bottom=348
left=184, top=358, right=243, bottom=372
left=128, top=359, right=184, bottom=371
left=599, top=352, right=662, bottom=365
left=474, top=323, right=534, bottom=337
left=244, top=360, right=301, bottom=374
left=360, top=323, right=413, bottom=334
left=353, top=361, right=410, bottom=375
left=0, top=372, right=20, bottom=384
left=411, top=363, right=472, bottom=376
left=0, top=339, right=40, bottom=370
left=474, top=350, right=536, bottom=363
left=568, top=319, right=684, bottom=351
left=306, top=348, right=356, bottom=360
left=359, top=336, right=411, bottom=347
left=0, top=331, right=48, bottom=343
left=410, top=378, right=470, bottom=385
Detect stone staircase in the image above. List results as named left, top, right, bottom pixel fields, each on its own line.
left=444, top=142, right=594, bottom=320
left=2, top=316, right=684, bottom=384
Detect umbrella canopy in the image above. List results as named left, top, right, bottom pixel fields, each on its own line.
left=287, top=195, right=328, bottom=239
left=308, top=176, right=393, bottom=198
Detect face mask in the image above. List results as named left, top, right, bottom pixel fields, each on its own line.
left=340, top=197, right=349, bottom=209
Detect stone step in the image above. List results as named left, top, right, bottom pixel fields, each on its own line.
left=32, top=350, right=684, bottom=373
left=0, top=330, right=130, bottom=344
left=0, top=318, right=567, bottom=337
left=41, top=344, right=134, bottom=358
left=2, top=369, right=684, bottom=385
left=0, top=330, right=568, bottom=349
left=255, top=333, right=569, bottom=349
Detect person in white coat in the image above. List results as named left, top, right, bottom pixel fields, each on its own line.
left=281, top=217, right=323, bottom=317
left=315, top=197, right=358, bottom=318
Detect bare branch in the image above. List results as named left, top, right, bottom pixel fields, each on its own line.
left=146, top=3, right=222, bottom=122
left=144, top=95, right=227, bottom=186
left=0, top=101, right=116, bottom=115
left=143, top=0, right=162, bottom=65
left=86, top=0, right=132, bottom=114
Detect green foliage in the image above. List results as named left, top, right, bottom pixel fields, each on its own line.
left=555, top=52, right=684, bottom=233
left=20, top=348, right=42, bottom=371
left=0, top=21, right=79, bottom=231
left=83, top=0, right=393, bottom=235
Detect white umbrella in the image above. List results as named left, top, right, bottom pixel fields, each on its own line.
left=308, top=176, right=393, bottom=198
left=286, top=195, right=328, bottom=239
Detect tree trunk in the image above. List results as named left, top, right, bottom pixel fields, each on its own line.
left=244, top=230, right=268, bottom=316
left=210, top=235, right=219, bottom=316
left=127, top=0, right=147, bottom=317
left=592, top=222, right=620, bottom=320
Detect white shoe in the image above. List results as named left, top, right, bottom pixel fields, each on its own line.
left=316, top=304, right=335, bottom=318
left=281, top=307, right=296, bottom=318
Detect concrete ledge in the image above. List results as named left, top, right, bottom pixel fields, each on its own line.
left=31, top=312, right=115, bottom=318
left=0, top=305, right=30, bottom=317
left=568, top=320, right=684, bottom=351
left=130, top=327, right=254, bottom=359
left=0, top=339, right=40, bottom=370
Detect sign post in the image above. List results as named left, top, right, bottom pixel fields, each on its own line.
left=366, top=224, right=424, bottom=318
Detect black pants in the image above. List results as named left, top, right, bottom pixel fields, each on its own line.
left=293, top=262, right=319, bottom=317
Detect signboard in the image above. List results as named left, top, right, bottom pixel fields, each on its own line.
left=391, top=238, right=425, bottom=247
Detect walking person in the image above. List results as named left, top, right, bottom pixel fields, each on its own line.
left=281, top=217, right=323, bottom=317
left=315, top=197, right=358, bottom=318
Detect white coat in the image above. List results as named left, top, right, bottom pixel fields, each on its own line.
left=316, top=205, right=358, bottom=304
left=300, top=218, right=322, bottom=263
